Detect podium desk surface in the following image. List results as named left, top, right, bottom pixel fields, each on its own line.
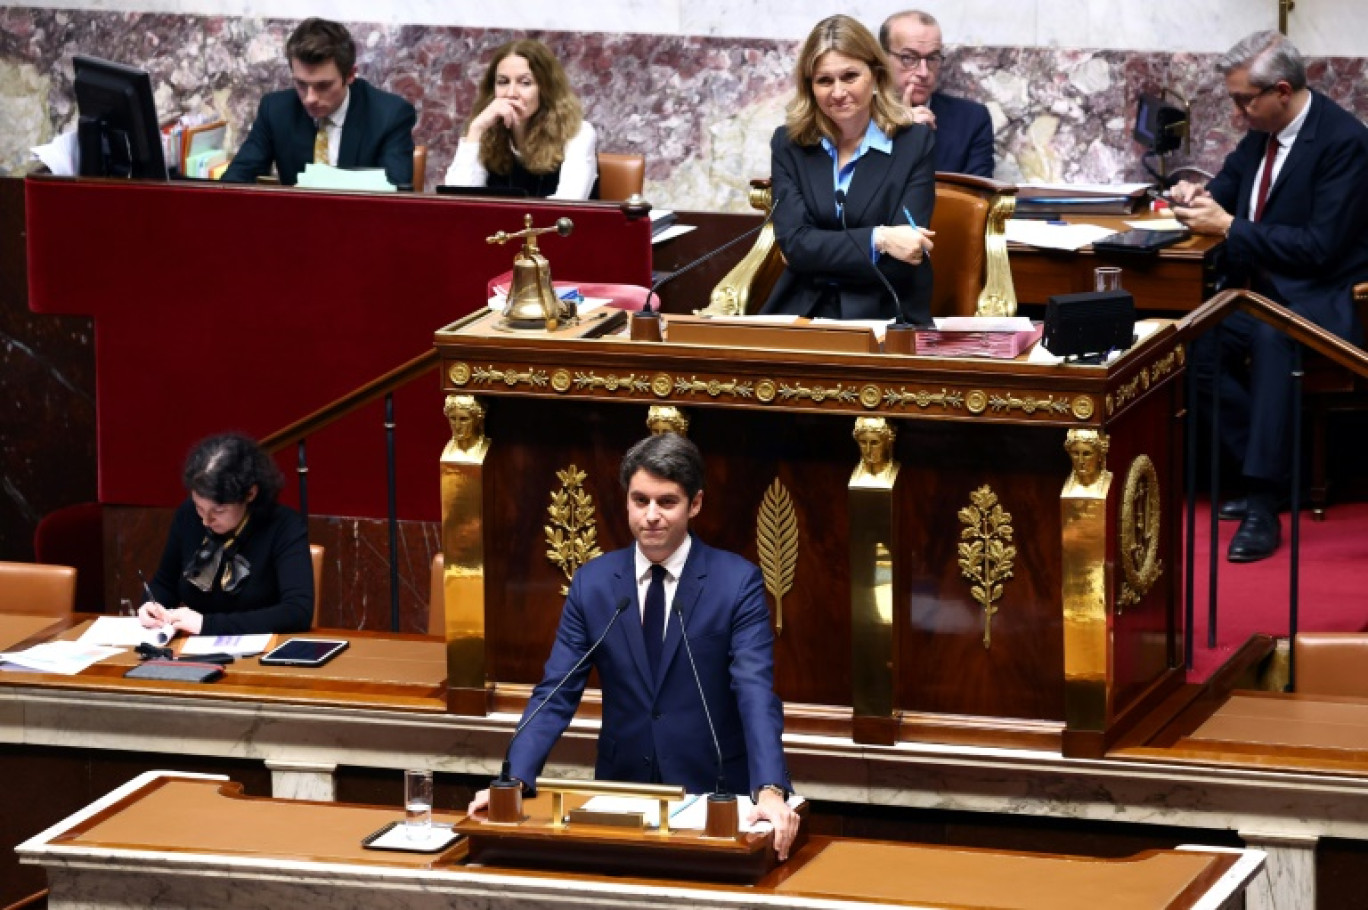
left=23, top=773, right=1262, bottom=910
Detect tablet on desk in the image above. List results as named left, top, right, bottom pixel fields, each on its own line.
left=1091, top=229, right=1189, bottom=254
left=258, top=638, right=349, bottom=667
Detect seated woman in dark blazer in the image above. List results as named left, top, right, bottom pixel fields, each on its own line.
left=138, top=433, right=313, bottom=636
left=443, top=39, right=598, bottom=199
left=761, top=14, right=935, bottom=324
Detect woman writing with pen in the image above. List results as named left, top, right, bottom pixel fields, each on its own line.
left=138, top=433, right=314, bottom=636
left=760, top=15, right=936, bottom=323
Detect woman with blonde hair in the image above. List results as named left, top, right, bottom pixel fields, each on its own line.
left=760, top=15, right=935, bottom=323
left=444, top=39, right=598, bottom=198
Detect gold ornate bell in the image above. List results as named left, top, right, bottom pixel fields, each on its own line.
left=487, top=214, right=576, bottom=331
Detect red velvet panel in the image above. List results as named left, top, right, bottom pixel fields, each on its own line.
left=25, top=177, right=652, bottom=521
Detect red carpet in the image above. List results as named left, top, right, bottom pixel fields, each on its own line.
left=1187, top=500, right=1368, bottom=681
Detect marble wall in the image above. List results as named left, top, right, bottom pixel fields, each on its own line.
left=2, top=8, right=1367, bottom=211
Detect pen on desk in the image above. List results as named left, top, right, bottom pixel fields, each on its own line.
left=136, top=569, right=173, bottom=645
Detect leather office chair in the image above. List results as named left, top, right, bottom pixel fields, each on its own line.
left=1305, top=282, right=1368, bottom=517
left=0, top=560, right=77, bottom=617
left=1293, top=633, right=1368, bottom=696
left=706, top=172, right=1019, bottom=317
left=310, top=544, right=324, bottom=626
left=412, top=145, right=428, bottom=193
left=597, top=152, right=645, bottom=202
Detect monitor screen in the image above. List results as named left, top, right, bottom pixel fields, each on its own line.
left=73, top=55, right=168, bottom=180
left=1132, top=93, right=1184, bottom=155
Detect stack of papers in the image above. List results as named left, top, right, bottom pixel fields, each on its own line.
left=1005, top=219, right=1118, bottom=251
left=0, top=641, right=122, bottom=675
left=577, top=792, right=805, bottom=832
left=295, top=163, right=396, bottom=192
left=78, top=616, right=173, bottom=647
left=914, top=317, right=1043, bottom=359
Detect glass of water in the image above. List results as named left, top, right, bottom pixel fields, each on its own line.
left=1094, top=266, right=1123, bottom=292
left=404, top=769, right=433, bottom=840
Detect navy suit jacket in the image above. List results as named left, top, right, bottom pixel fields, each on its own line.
left=929, top=92, right=994, bottom=178
left=221, top=78, right=416, bottom=188
left=762, top=123, right=936, bottom=324
left=1207, top=90, right=1368, bottom=341
left=508, top=539, right=790, bottom=796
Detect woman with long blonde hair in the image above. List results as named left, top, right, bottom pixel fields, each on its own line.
left=760, top=15, right=935, bottom=323
left=444, top=39, right=598, bottom=198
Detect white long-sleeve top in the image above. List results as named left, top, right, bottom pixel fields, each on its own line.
left=443, top=121, right=598, bottom=200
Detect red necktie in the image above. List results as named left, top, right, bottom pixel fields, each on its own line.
left=1253, top=135, right=1280, bottom=222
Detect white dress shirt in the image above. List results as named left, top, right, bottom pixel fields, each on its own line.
left=443, top=120, right=599, bottom=199
left=632, top=535, right=693, bottom=639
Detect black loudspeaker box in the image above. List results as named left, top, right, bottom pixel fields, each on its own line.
left=1042, top=289, right=1137, bottom=360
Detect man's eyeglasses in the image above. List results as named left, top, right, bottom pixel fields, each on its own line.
left=891, top=50, right=945, bottom=71
left=1229, top=85, right=1276, bottom=110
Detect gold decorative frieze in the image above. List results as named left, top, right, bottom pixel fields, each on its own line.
left=1112, top=373, right=1146, bottom=411
left=883, top=387, right=965, bottom=411
left=1148, top=347, right=1182, bottom=385
left=1118, top=455, right=1163, bottom=609
left=674, top=376, right=756, bottom=399
left=573, top=371, right=654, bottom=394
left=777, top=382, right=860, bottom=404
left=460, top=364, right=550, bottom=389
left=987, top=393, right=1072, bottom=416
left=957, top=485, right=1017, bottom=649
left=756, top=478, right=798, bottom=637
left=545, top=465, right=604, bottom=596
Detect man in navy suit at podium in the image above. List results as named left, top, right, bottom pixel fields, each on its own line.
left=468, top=433, right=800, bottom=860
left=880, top=9, right=994, bottom=178
left=1173, top=30, right=1368, bottom=562
left=221, top=18, right=415, bottom=188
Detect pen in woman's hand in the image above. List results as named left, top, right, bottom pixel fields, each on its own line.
left=136, top=569, right=173, bottom=643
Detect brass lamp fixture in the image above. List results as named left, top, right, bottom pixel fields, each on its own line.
left=487, top=214, right=576, bottom=330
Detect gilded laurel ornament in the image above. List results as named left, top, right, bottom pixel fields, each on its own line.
left=755, top=478, right=799, bottom=637
left=1118, top=455, right=1163, bottom=609
left=545, top=465, right=604, bottom=596
left=957, top=485, right=1016, bottom=649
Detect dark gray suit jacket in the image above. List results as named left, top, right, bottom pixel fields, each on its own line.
left=761, top=123, right=936, bottom=324
left=221, top=78, right=416, bottom=187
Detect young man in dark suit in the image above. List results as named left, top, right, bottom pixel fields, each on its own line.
left=1173, top=30, right=1368, bottom=562
left=466, top=433, right=800, bottom=860
left=221, top=18, right=415, bottom=188
left=879, top=9, right=994, bottom=178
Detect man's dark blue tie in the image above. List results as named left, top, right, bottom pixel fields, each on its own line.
left=643, top=564, right=666, bottom=675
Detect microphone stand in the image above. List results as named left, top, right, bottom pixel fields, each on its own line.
left=487, top=597, right=632, bottom=824
left=834, top=190, right=917, bottom=355
left=672, top=601, right=738, bottom=838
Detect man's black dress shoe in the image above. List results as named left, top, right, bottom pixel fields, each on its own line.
left=1218, top=498, right=1249, bottom=521
left=1227, top=508, right=1281, bottom=562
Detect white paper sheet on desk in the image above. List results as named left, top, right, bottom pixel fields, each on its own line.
left=578, top=793, right=806, bottom=832
left=1027, top=319, right=1164, bottom=365
left=1020, top=181, right=1151, bottom=195
left=651, top=224, right=697, bottom=245
left=1124, top=217, right=1186, bottom=232
left=0, top=641, right=122, bottom=675
left=1006, top=220, right=1117, bottom=251
left=295, top=163, right=396, bottom=192
left=181, top=634, right=273, bottom=656
left=935, top=316, right=1034, bottom=332
left=30, top=130, right=79, bottom=176
left=78, top=615, right=172, bottom=647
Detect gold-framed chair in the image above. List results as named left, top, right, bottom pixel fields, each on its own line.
left=597, top=152, right=646, bottom=202
left=0, top=560, right=77, bottom=617
left=705, top=172, right=1019, bottom=318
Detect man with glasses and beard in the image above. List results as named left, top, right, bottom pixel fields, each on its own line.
left=1172, top=30, right=1368, bottom=562
left=879, top=9, right=994, bottom=177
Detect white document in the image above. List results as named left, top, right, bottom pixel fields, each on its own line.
left=651, top=224, right=697, bottom=245
left=30, top=130, right=80, bottom=176
left=180, top=634, right=273, bottom=656
left=577, top=793, right=805, bottom=833
left=0, top=641, right=123, bottom=675
left=78, top=615, right=173, bottom=647
left=934, top=316, right=1035, bottom=332
left=1124, top=217, right=1186, bottom=232
left=1019, top=181, right=1151, bottom=195
left=295, top=163, right=396, bottom=192
left=1005, top=219, right=1118, bottom=251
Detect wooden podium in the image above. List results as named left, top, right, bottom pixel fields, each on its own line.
left=433, top=313, right=1188, bottom=756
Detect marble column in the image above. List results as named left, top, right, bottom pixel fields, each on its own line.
left=1238, top=830, right=1316, bottom=910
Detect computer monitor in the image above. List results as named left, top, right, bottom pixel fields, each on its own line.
left=1132, top=92, right=1186, bottom=155
left=73, top=55, right=168, bottom=180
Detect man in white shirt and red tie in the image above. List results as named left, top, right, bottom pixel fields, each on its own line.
left=1173, top=30, right=1368, bottom=562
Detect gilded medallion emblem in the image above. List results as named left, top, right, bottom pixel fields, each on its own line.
left=1118, top=455, right=1162, bottom=608
left=449, top=362, right=471, bottom=385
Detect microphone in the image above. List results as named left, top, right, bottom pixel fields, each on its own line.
left=835, top=189, right=911, bottom=326
left=671, top=600, right=728, bottom=797
left=496, top=596, right=632, bottom=787
left=642, top=209, right=775, bottom=314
